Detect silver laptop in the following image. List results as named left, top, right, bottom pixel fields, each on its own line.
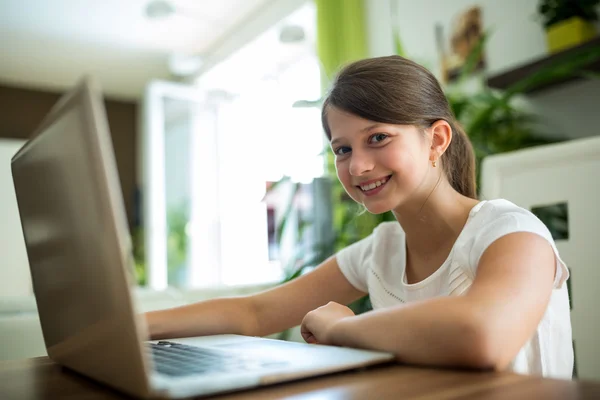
left=10, top=77, right=394, bottom=399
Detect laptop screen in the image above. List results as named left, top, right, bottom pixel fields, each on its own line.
left=10, top=79, right=151, bottom=396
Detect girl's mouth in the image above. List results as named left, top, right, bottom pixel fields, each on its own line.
left=357, top=175, right=391, bottom=196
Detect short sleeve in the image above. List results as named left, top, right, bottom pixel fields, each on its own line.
left=335, top=232, right=375, bottom=293
left=469, top=211, right=569, bottom=289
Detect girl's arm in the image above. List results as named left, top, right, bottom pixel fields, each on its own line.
left=314, top=232, right=556, bottom=370
left=146, top=255, right=365, bottom=340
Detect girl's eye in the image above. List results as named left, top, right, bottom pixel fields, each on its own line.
left=369, top=133, right=389, bottom=144
left=334, top=146, right=351, bottom=156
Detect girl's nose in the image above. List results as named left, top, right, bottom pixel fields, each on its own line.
left=348, top=150, right=375, bottom=176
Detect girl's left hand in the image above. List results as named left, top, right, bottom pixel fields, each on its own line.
left=300, top=302, right=355, bottom=345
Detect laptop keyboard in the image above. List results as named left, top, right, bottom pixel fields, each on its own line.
left=148, top=341, right=288, bottom=377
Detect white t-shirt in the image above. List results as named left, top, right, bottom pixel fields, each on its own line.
left=336, top=199, right=573, bottom=379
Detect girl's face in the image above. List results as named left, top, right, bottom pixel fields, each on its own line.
left=327, top=107, right=434, bottom=214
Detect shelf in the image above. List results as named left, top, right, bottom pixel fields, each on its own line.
left=486, top=36, right=600, bottom=94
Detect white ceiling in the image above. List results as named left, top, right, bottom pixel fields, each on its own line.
left=0, top=0, right=308, bottom=100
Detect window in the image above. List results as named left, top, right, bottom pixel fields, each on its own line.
left=142, top=1, right=323, bottom=289
left=198, top=2, right=323, bottom=286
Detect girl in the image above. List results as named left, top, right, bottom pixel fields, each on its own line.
left=145, top=55, right=573, bottom=379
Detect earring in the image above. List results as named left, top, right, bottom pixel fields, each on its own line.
left=432, top=160, right=437, bottom=168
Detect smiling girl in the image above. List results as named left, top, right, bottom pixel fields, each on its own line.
left=145, top=55, right=573, bottom=378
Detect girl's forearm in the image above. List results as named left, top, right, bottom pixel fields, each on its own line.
left=328, top=296, right=501, bottom=370
left=145, top=296, right=259, bottom=340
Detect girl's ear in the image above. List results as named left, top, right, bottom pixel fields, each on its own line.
left=428, top=120, right=452, bottom=162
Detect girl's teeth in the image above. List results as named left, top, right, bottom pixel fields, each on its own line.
left=361, top=177, right=388, bottom=191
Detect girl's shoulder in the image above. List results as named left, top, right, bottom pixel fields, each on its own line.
left=462, top=197, right=557, bottom=248
left=467, top=198, right=547, bottom=232
left=461, top=198, right=568, bottom=288
left=472, top=198, right=534, bottom=219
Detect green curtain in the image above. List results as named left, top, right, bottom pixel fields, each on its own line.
left=315, top=0, right=368, bottom=88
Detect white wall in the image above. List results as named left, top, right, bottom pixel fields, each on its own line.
left=365, top=0, right=600, bottom=141
left=528, top=80, right=600, bottom=140
left=0, top=139, right=31, bottom=296
left=367, top=0, right=544, bottom=73
left=367, top=0, right=596, bottom=75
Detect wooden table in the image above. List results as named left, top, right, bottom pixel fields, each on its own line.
left=2, top=357, right=600, bottom=399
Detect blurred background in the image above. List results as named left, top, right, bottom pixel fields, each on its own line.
left=0, top=0, right=599, bottom=376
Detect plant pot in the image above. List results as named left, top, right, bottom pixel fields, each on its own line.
left=546, top=16, right=597, bottom=54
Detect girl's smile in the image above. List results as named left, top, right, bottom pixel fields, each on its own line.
left=356, top=175, right=392, bottom=196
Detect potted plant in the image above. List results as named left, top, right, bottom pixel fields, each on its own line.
left=538, top=0, right=599, bottom=53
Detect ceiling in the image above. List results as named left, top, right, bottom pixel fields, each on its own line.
left=0, top=0, right=308, bottom=100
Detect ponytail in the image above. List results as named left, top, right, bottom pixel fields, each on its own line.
left=444, top=121, right=477, bottom=199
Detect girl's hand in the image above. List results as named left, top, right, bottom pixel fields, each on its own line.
left=300, top=302, right=355, bottom=345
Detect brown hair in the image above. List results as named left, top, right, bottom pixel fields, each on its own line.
left=321, top=55, right=477, bottom=199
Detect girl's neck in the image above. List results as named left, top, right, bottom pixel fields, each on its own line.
left=392, top=179, right=480, bottom=261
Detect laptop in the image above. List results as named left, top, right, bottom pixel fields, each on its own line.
left=10, top=77, right=394, bottom=399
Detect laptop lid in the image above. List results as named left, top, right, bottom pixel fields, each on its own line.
left=11, top=77, right=153, bottom=399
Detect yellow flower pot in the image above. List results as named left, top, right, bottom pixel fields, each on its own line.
left=546, top=17, right=598, bottom=54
